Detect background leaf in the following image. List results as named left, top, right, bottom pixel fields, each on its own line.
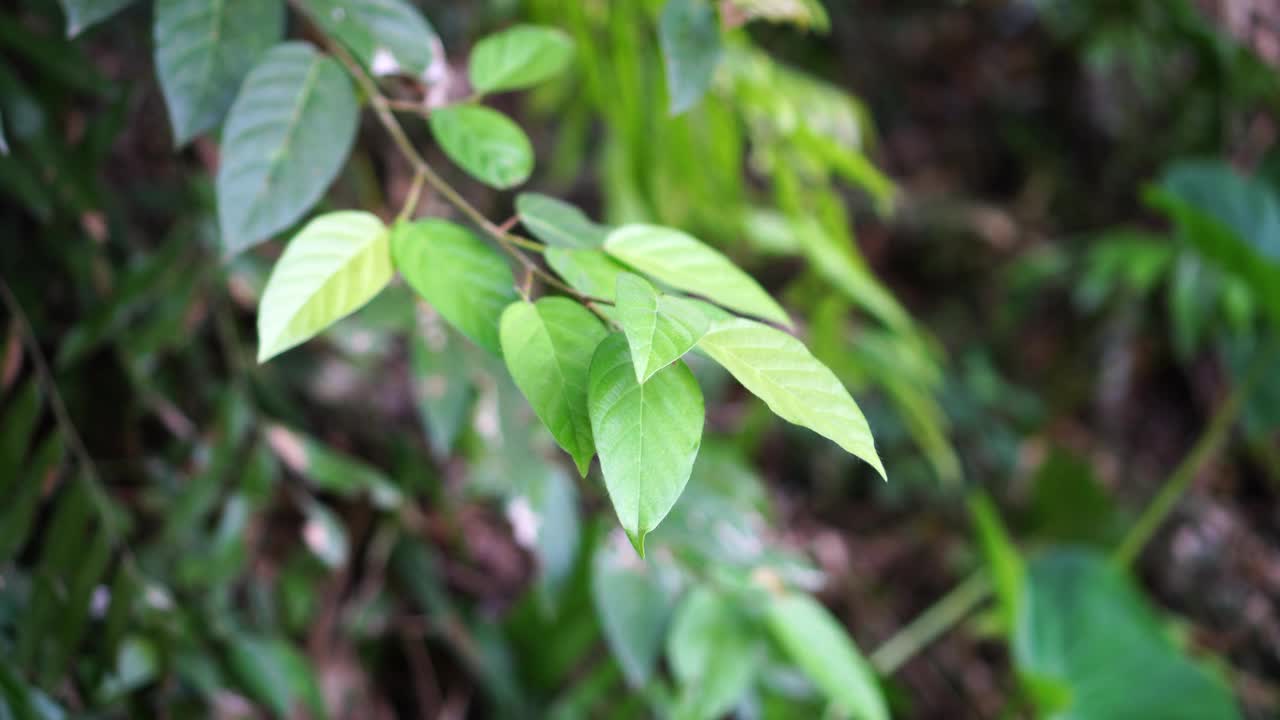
left=591, top=539, right=680, bottom=687
left=429, top=104, right=534, bottom=190
left=469, top=24, right=574, bottom=95
left=517, top=193, right=609, bottom=249
left=153, top=0, right=284, bottom=145
left=257, top=211, right=392, bottom=362
left=217, top=43, right=358, bottom=255
left=697, top=318, right=885, bottom=478
left=59, top=0, right=137, bottom=36
left=392, top=219, right=516, bottom=355
left=615, top=273, right=709, bottom=382
left=300, top=0, right=440, bottom=78
left=588, top=334, right=704, bottom=552
left=500, top=298, right=608, bottom=476
left=605, top=224, right=789, bottom=325
left=659, top=0, right=723, bottom=115
left=667, top=587, right=760, bottom=720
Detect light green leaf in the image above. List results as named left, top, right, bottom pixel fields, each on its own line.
left=588, top=334, right=704, bottom=553
left=768, top=593, right=888, bottom=720
left=392, top=219, right=516, bottom=355
left=429, top=104, right=533, bottom=190
left=217, top=43, right=358, bottom=255
left=257, top=211, right=392, bottom=362
left=469, top=24, right=574, bottom=95
left=59, top=0, right=137, bottom=36
left=591, top=539, right=680, bottom=687
left=154, top=0, right=284, bottom=145
left=967, top=491, right=1024, bottom=632
left=299, top=0, right=440, bottom=78
left=615, top=273, right=709, bottom=383
left=605, top=224, right=789, bottom=326
left=499, top=298, right=609, bottom=476
left=659, top=0, right=723, bottom=115
left=1014, top=549, right=1239, bottom=720
left=697, top=318, right=885, bottom=478
left=516, top=193, right=609, bottom=249
left=667, top=588, right=760, bottom=720
left=546, top=248, right=627, bottom=299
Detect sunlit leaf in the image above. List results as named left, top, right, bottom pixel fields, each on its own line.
left=516, top=193, right=608, bottom=249
left=469, top=25, right=574, bottom=95
left=153, top=0, right=283, bottom=145
left=256, top=211, right=392, bottom=362
left=767, top=593, right=888, bottom=720
left=429, top=104, right=533, bottom=190
left=605, top=224, right=789, bottom=326
left=299, top=0, right=440, bottom=78
left=698, top=318, right=885, bottom=478
left=546, top=248, right=627, bottom=299
left=588, top=334, right=704, bottom=553
left=659, top=0, right=723, bottom=115
left=500, top=298, right=608, bottom=476
left=217, top=43, right=358, bottom=255
left=392, top=219, right=516, bottom=355
left=615, top=273, right=709, bottom=383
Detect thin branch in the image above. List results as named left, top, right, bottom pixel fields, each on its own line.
left=870, top=572, right=991, bottom=675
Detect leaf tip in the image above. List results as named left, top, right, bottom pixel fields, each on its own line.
left=626, top=529, right=647, bottom=558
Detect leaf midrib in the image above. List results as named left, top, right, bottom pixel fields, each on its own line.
left=245, top=52, right=323, bottom=232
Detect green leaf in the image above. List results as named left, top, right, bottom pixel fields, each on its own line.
left=667, top=588, right=760, bottom=720
left=392, top=219, right=516, bottom=355
left=499, top=298, right=609, bottom=476
left=546, top=248, right=628, bottom=299
left=967, top=491, right=1024, bottom=632
left=698, top=318, right=885, bottom=478
left=429, top=104, right=533, bottom=190
left=605, top=224, right=789, bottom=326
left=299, top=0, right=440, bottom=78
left=1014, top=549, right=1239, bottom=720
left=153, top=0, right=284, bottom=145
left=217, top=43, right=358, bottom=255
left=410, top=321, right=475, bottom=455
left=469, top=24, right=574, bottom=95
left=591, top=539, right=680, bottom=687
left=264, top=424, right=403, bottom=508
left=59, top=0, right=137, bottom=36
left=659, top=0, right=723, bottom=115
left=516, top=193, right=609, bottom=249
left=615, top=273, right=709, bottom=383
left=257, top=212, right=391, bottom=362
left=767, top=593, right=888, bottom=720
left=227, top=635, right=325, bottom=718
left=588, top=334, right=704, bottom=553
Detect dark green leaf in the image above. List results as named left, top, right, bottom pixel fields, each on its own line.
left=429, top=104, right=533, bottom=190
left=59, top=0, right=137, bottom=36
left=659, top=0, right=723, bottom=115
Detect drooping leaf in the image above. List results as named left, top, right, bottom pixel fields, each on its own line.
left=591, top=538, right=681, bottom=687
left=1014, top=549, right=1239, bottom=720
left=667, top=588, right=760, bottom=720
left=392, top=219, right=516, bottom=355
left=429, top=104, right=533, bottom=190
left=588, top=334, right=704, bottom=553
left=59, top=0, right=137, bottom=36
left=299, top=0, right=440, bottom=78
left=257, top=211, right=392, bottom=362
left=615, top=273, right=709, bottom=383
left=697, top=318, right=885, bottom=478
left=516, top=193, right=609, bottom=249
left=217, top=43, right=358, bottom=255
left=469, top=24, right=574, bottom=95
left=659, top=0, right=723, bottom=115
left=767, top=593, right=888, bottom=720
left=153, top=0, right=284, bottom=145
left=605, top=224, right=789, bottom=325
left=499, top=298, right=609, bottom=476
left=546, top=248, right=628, bottom=299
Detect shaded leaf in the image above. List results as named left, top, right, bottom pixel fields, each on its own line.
left=767, top=593, right=888, bottom=720
left=300, top=0, right=440, bottom=78
left=659, top=0, right=723, bottom=115
left=517, top=193, right=609, bottom=249
left=667, top=588, right=760, bottom=719
left=469, top=25, right=574, bottom=95
left=217, top=43, right=358, bottom=255
left=59, top=0, right=137, bottom=36
left=697, top=318, right=885, bottom=478
left=615, top=273, right=709, bottom=382
left=264, top=424, right=402, bottom=508
left=605, top=224, right=789, bottom=325
left=546, top=248, right=627, bottom=299
left=392, top=219, right=516, bottom=355
left=591, top=538, right=680, bottom=687
left=410, top=319, right=475, bottom=455
left=257, top=211, right=392, bottom=362
left=154, top=0, right=284, bottom=145
left=429, top=104, right=533, bottom=190
left=500, top=298, right=608, bottom=476
left=588, top=334, right=704, bottom=553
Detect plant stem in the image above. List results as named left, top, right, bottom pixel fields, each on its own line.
left=1112, top=352, right=1267, bottom=568
left=870, top=572, right=992, bottom=675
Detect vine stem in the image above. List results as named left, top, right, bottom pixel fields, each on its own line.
left=869, top=572, right=991, bottom=675
left=313, top=31, right=610, bottom=310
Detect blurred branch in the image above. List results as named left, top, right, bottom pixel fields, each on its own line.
left=870, top=571, right=991, bottom=675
